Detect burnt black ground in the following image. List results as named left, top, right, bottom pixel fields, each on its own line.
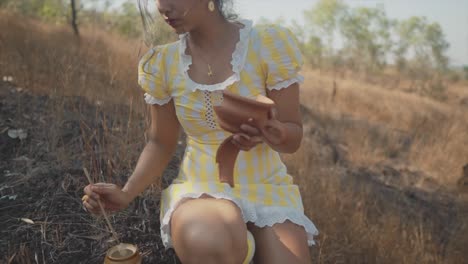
left=0, top=81, right=183, bottom=264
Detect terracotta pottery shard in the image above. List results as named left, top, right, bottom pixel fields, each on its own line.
left=214, top=90, right=277, bottom=188
left=214, top=91, right=275, bottom=132
left=216, top=135, right=238, bottom=187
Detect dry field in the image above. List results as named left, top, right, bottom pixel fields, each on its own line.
left=1, top=13, right=467, bottom=264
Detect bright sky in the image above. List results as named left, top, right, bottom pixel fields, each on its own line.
left=235, top=0, right=468, bottom=66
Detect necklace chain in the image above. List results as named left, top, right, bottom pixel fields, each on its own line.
left=189, top=43, right=215, bottom=77
left=188, top=33, right=235, bottom=78
left=187, top=23, right=240, bottom=78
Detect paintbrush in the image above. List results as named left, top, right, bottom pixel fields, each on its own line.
left=83, top=167, right=120, bottom=244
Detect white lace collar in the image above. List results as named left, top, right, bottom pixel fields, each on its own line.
left=178, top=19, right=253, bottom=92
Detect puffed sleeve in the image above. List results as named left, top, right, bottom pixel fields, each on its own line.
left=259, top=25, right=304, bottom=91
left=138, top=46, right=172, bottom=105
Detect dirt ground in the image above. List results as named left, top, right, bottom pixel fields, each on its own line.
left=2, top=78, right=468, bottom=264
left=0, top=81, right=183, bottom=264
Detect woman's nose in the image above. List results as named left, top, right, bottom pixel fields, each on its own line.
left=156, top=0, right=173, bottom=17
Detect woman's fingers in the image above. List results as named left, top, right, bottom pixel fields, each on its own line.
left=234, top=134, right=253, bottom=147
left=249, top=136, right=263, bottom=144
left=237, top=133, right=263, bottom=145
left=83, top=200, right=100, bottom=215
left=83, top=183, right=130, bottom=214
left=91, top=183, right=117, bottom=195
left=232, top=133, right=262, bottom=151
left=240, top=121, right=261, bottom=136
left=84, top=185, right=100, bottom=200
left=83, top=184, right=105, bottom=213
left=84, top=197, right=119, bottom=214
left=86, top=196, right=100, bottom=209
left=261, top=120, right=287, bottom=145
left=231, top=137, right=251, bottom=151
left=84, top=184, right=93, bottom=195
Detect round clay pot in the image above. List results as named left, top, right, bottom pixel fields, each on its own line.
left=104, top=243, right=141, bottom=264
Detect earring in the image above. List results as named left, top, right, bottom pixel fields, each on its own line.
left=208, top=0, right=215, bottom=12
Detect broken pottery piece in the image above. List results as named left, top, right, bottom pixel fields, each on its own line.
left=214, top=91, right=275, bottom=133
left=213, top=90, right=279, bottom=187
left=104, top=243, right=141, bottom=264
left=215, top=135, right=238, bottom=187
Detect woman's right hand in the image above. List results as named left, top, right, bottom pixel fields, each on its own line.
left=82, top=183, right=132, bottom=215
left=231, top=118, right=263, bottom=151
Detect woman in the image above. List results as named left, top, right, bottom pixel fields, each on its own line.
left=82, top=0, right=318, bottom=263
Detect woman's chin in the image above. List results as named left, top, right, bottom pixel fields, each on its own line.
left=174, top=27, right=187, bottom=34
left=167, top=23, right=188, bottom=35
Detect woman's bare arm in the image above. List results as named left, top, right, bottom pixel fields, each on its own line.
left=122, top=100, right=181, bottom=201
left=234, top=83, right=303, bottom=154
left=264, top=83, right=303, bottom=154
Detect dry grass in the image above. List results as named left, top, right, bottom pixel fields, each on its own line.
left=0, top=11, right=146, bottom=107
left=1, top=12, right=467, bottom=263
left=301, top=69, right=468, bottom=185
left=284, top=137, right=467, bottom=264
left=0, top=12, right=154, bottom=183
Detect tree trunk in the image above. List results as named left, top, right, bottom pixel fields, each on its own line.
left=70, top=0, right=79, bottom=37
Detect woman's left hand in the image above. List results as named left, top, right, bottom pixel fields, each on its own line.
left=231, top=118, right=263, bottom=151
left=259, top=108, right=287, bottom=146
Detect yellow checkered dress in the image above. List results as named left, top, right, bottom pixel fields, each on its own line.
left=138, top=19, right=318, bottom=248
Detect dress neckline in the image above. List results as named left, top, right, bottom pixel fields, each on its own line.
left=178, top=19, right=253, bottom=92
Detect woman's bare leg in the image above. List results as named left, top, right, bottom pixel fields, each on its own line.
left=170, top=195, right=248, bottom=264
left=248, top=220, right=311, bottom=264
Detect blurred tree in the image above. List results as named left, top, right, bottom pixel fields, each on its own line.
left=395, top=16, right=449, bottom=79
left=304, top=35, right=324, bottom=68
left=70, top=0, right=79, bottom=36
left=304, top=0, right=347, bottom=69
left=289, top=19, right=323, bottom=67
left=289, top=19, right=306, bottom=44
left=0, top=0, right=67, bottom=21
left=0, top=0, right=175, bottom=44
left=425, top=22, right=449, bottom=71
left=115, top=1, right=141, bottom=38
left=463, top=65, right=468, bottom=80
left=395, top=16, right=450, bottom=99
left=339, top=6, right=394, bottom=76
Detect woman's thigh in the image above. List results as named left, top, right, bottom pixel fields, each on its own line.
left=170, top=194, right=248, bottom=264
left=248, top=220, right=311, bottom=264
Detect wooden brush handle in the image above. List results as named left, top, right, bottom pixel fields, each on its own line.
left=83, top=167, right=120, bottom=243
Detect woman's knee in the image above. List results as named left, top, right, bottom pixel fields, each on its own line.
left=170, top=198, right=248, bottom=263
left=174, top=216, right=235, bottom=259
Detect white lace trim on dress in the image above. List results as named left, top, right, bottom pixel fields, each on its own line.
left=267, top=75, right=304, bottom=91
left=160, top=192, right=319, bottom=248
left=178, top=19, right=253, bottom=92
left=144, top=93, right=172, bottom=105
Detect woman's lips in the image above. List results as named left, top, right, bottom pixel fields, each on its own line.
left=166, top=19, right=182, bottom=27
